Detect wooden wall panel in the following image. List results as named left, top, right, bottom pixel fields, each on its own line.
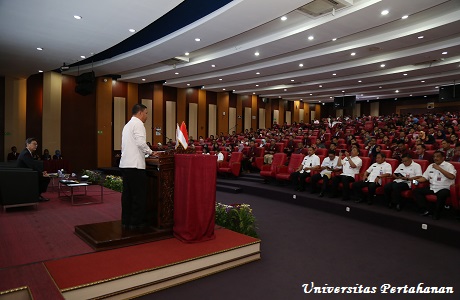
left=26, top=73, right=43, bottom=150
left=251, top=95, right=257, bottom=130
left=153, top=83, right=164, bottom=145
left=177, top=88, right=186, bottom=128
left=198, top=89, right=207, bottom=139
left=96, top=77, right=112, bottom=168
left=113, top=97, right=126, bottom=151
left=42, top=71, right=61, bottom=156
left=127, top=83, right=138, bottom=120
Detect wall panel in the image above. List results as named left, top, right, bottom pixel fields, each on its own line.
left=142, top=99, right=153, bottom=144
left=188, top=103, right=198, bottom=139
left=113, top=97, right=126, bottom=150
left=165, top=101, right=176, bottom=143
left=42, top=71, right=61, bottom=154
left=4, top=77, right=26, bottom=161
left=229, top=107, right=237, bottom=134
left=259, top=108, right=266, bottom=129
left=244, top=107, right=251, bottom=131
left=96, top=77, right=112, bottom=168
left=285, top=111, right=292, bottom=125
left=208, top=104, right=217, bottom=138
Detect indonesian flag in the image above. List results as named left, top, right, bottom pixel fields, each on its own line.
left=176, top=121, right=189, bottom=149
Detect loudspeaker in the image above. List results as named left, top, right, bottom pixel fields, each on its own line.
left=75, top=71, right=95, bottom=96
left=262, top=97, right=269, bottom=103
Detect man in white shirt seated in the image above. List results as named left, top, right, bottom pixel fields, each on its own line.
left=351, top=153, right=392, bottom=205
left=413, top=150, right=456, bottom=220
left=310, top=150, right=341, bottom=197
left=329, top=147, right=362, bottom=201
left=291, top=146, right=320, bottom=192
left=384, top=154, right=423, bottom=211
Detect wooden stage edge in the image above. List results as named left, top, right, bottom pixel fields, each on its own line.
left=75, top=220, right=173, bottom=251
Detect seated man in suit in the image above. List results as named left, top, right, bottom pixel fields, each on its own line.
left=412, top=144, right=433, bottom=163
left=17, top=138, right=51, bottom=202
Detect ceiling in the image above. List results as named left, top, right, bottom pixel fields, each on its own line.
left=1, top=0, right=460, bottom=103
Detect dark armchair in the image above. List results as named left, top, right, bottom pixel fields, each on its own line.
left=0, top=167, right=39, bottom=211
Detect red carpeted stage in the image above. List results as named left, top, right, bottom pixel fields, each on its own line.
left=0, top=186, right=260, bottom=300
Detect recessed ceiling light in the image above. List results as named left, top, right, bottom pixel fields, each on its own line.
left=36, top=47, right=43, bottom=51
left=330, top=96, right=333, bottom=99
left=395, top=90, right=399, bottom=93
left=299, top=63, right=304, bottom=67
left=291, top=79, right=294, bottom=82
left=256, top=85, right=259, bottom=87
left=195, top=38, right=201, bottom=42
left=418, top=36, right=424, bottom=39
left=442, top=51, right=448, bottom=55
left=379, top=86, right=382, bottom=88
left=256, top=72, right=260, bottom=75
left=395, top=98, right=397, bottom=100
left=223, top=88, right=226, bottom=91
left=424, top=95, right=427, bottom=98
left=211, top=64, right=216, bottom=67
left=279, top=96, right=281, bottom=98
left=403, top=73, right=408, bottom=76
left=380, top=64, right=386, bottom=67
left=308, top=36, right=314, bottom=41
left=129, top=29, right=136, bottom=33
left=351, top=52, right=356, bottom=56
left=38, top=70, right=43, bottom=73
left=310, top=93, right=313, bottom=96
left=219, top=78, right=222, bottom=81
left=401, top=15, right=408, bottom=19
left=332, top=38, right=337, bottom=41
left=73, top=15, right=82, bottom=20
left=80, top=55, right=85, bottom=59
left=410, top=94, right=413, bottom=96
left=284, top=89, right=287, bottom=92
left=254, top=52, right=260, bottom=56
left=421, top=80, right=425, bottom=83
left=358, top=80, right=362, bottom=83
left=319, top=85, right=322, bottom=87
left=175, top=72, right=179, bottom=75
left=142, top=78, right=146, bottom=81
left=342, top=90, right=345, bottom=93
left=233, top=90, right=236, bottom=92
left=281, top=16, right=287, bottom=21
left=187, top=84, right=190, bottom=86
left=253, top=92, right=255, bottom=94
left=435, top=86, right=439, bottom=89
left=332, top=73, right=336, bottom=76
left=185, top=52, right=190, bottom=56
left=381, top=10, right=389, bottom=16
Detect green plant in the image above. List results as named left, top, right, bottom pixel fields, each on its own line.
left=81, top=169, right=103, bottom=184
left=103, top=175, right=123, bottom=192
left=215, top=203, right=258, bottom=238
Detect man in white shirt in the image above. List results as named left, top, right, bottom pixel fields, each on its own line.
left=329, top=147, right=362, bottom=201
left=310, top=150, right=341, bottom=197
left=384, top=154, right=423, bottom=211
left=352, top=153, right=392, bottom=204
left=291, top=146, right=320, bottom=191
left=119, top=104, right=156, bottom=230
left=413, top=150, right=456, bottom=220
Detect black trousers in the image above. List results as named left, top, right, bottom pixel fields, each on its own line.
left=39, top=175, right=50, bottom=194
left=310, top=173, right=329, bottom=193
left=120, top=168, right=147, bottom=226
left=291, top=171, right=311, bottom=189
left=352, top=180, right=380, bottom=201
left=331, top=175, right=355, bottom=200
left=413, top=186, right=450, bottom=217
left=384, top=181, right=410, bottom=205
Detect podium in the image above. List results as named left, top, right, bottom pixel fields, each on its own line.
left=173, top=154, right=217, bottom=242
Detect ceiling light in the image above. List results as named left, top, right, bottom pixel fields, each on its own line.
left=291, top=79, right=294, bottom=82
left=358, top=80, right=362, bottom=83
left=36, top=47, right=43, bottom=51
left=299, top=63, right=303, bottom=67
left=332, top=73, right=336, bottom=76
left=211, top=64, right=216, bottom=67
left=310, top=93, right=313, bottom=96
left=256, top=85, right=259, bottom=87
left=332, top=38, right=337, bottom=41
left=281, top=16, right=287, bottom=21
left=175, top=72, right=179, bottom=75
left=253, top=92, right=256, bottom=94
left=279, top=96, right=281, bottom=98
left=435, top=86, right=439, bottom=89
left=256, top=72, right=260, bottom=75
left=351, top=52, right=356, bottom=56
left=80, top=55, right=85, bottom=59
left=380, top=64, right=386, bottom=67
left=233, top=90, right=236, bottom=92
left=142, top=78, right=146, bottom=81
left=38, top=70, right=43, bottom=73
left=308, top=36, right=314, bottom=41
left=219, top=78, right=222, bottom=81
left=410, top=94, right=413, bottom=96
left=442, top=51, right=448, bottom=55
left=329, top=97, right=333, bottom=99
left=379, top=86, right=382, bottom=89
left=418, top=36, right=424, bottom=39
left=187, top=84, right=190, bottom=86
left=401, top=15, right=408, bottom=19
left=341, top=90, right=345, bottom=93
left=395, top=98, right=397, bottom=100
left=129, top=29, right=136, bottom=33
left=403, top=73, right=408, bottom=76
left=185, top=52, right=190, bottom=56
left=424, top=96, right=427, bottom=98
left=284, top=89, right=287, bottom=92
left=223, top=88, right=226, bottom=91
left=195, top=38, right=201, bottom=42
left=381, top=10, right=389, bottom=15
left=254, top=52, right=260, bottom=56
left=421, top=80, right=425, bottom=83
left=395, top=90, right=399, bottom=93
left=73, top=15, right=82, bottom=20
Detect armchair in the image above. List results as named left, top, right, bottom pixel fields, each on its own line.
left=0, top=168, right=39, bottom=211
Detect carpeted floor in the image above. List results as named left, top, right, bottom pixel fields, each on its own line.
left=142, top=190, right=460, bottom=300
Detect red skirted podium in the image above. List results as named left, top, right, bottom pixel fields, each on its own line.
left=173, top=154, right=217, bottom=242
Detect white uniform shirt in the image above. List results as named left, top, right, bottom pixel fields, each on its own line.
left=320, top=156, right=340, bottom=176
left=300, top=154, right=320, bottom=173
left=422, top=161, right=456, bottom=193
left=119, top=116, right=153, bottom=169
left=340, top=156, right=362, bottom=178
left=366, top=161, right=392, bottom=185
left=394, top=161, right=423, bottom=188
left=217, top=152, right=224, bottom=161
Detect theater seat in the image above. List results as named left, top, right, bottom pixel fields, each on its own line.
left=260, top=153, right=287, bottom=181
left=0, top=168, right=39, bottom=211
left=275, top=154, right=304, bottom=182
left=217, top=152, right=243, bottom=177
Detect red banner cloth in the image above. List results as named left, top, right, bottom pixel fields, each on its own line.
left=173, top=154, right=217, bottom=242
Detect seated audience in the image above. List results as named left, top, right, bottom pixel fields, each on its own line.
left=413, top=150, right=456, bottom=220
left=439, top=139, right=455, bottom=161
left=263, top=140, right=277, bottom=164
left=351, top=153, right=392, bottom=205
left=412, top=144, right=433, bottom=162
left=329, top=147, right=362, bottom=201
left=41, top=148, right=52, bottom=160
left=53, top=149, right=63, bottom=160
left=310, top=150, right=341, bottom=197
left=384, top=154, right=423, bottom=211
left=291, top=146, right=320, bottom=192
left=7, top=146, right=19, bottom=161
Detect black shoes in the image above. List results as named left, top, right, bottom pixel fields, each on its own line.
left=319, top=192, right=324, bottom=197
left=38, top=195, right=50, bottom=202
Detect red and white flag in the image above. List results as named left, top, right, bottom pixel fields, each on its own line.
left=176, top=121, right=189, bottom=149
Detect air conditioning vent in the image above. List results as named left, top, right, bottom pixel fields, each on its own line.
left=160, top=56, right=190, bottom=66
left=413, top=59, right=441, bottom=66
left=297, top=0, right=354, bottom=18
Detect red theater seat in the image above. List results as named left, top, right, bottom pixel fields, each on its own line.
left=217, top=152, right=243, bottom=177
left=260, top=153, right=287, bottom=181
left=276, top=154, right=304, bottom=182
